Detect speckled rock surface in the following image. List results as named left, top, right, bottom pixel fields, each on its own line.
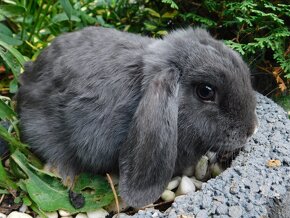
left=131, top=93, right=290, bottom=218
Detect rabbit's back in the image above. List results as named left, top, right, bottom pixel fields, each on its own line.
left=17, top=27, right=152, bottom=175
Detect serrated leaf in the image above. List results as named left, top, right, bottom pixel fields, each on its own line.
left=11, top=150, right=114, bottom=213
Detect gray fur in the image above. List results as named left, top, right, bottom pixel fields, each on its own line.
left=16, top=27, right=257, bottom=207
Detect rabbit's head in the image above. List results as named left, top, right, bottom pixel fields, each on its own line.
left=119, top=28, right=257, bottom=207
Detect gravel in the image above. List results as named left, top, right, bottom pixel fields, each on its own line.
left=130, top=93, right=290, bottom=217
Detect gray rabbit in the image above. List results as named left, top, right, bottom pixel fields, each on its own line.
left=16, top=27, right=258, bottom=207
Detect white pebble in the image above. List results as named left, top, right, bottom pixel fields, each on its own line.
left=112, top=213, right=129, bottom=218
left=210, top=163, right=223, bottom=177
left=4, top=159, right=10, bottom=167
left=7, top=212, right=32, bottom=218
left=195, top=155, right=209, bottom=180
left=0, top=212, right=7, bottom=218
left=152, top=212, right=159, bottom=218
left=190, top=177, right=203, bottom=190
left=75, top=213, right=88, bottom=218
left=182, top=165, right=195, bottom=177
left=58, top=210, right=72, bottom=217
left=19, top=204, right=28, bottom=213
left=87, top=208, right=109, bottom=218
left=62, top=216, right=73, bottom=218
left=176, top=176, right=196, bottom=196
left=161, top=190, right=175, bottom=201
left=166, top=176, right=181, bottom=190
left=40, top=212, right=58, bottom=218
left=206, top=151, right=217, bottom=164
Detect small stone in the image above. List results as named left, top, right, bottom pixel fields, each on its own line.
left=245, top=203, right=254, bottom=212
left=182, top=166, right=195, bottom=177
left=87, top=208, right=109, bottom=218
left=112, top=213, right=129, bottom=218
left=190, top=177, right=203, bottom=190
left=266, top=117, right=275, bottom=123
left=58, top=210, right=71, bottom=217
left=75, top=213, right=88, bottom=218
left=4, top=159, right=9, bottom=168
left=161, top=190, right=175, bottom=201
left=216, top=204, right=228, bottom=215
left=206, top=152, right=217, bottom=164
left=0, top=212, right=7, bottom=218
left=167, top=177, right=181, bottom=190
left=196, top=209, right=208, bottom=218
left=228, top=206, right=243, bottom=217
left=195, top=156, right=209, bottom=180
left=229, top=182, right=239, bottom=194
left=210, top=163, right=223, bottom=177
left=41, top=212, right=58, bottom=218
left=19, top=204, right=28, bottom=213
left=177, top=215, right=195, bottom=218
left=202, top=195, right=212, bottom=208
left=152, top=212, right=159, bottom=218
left=7, top=212, right=32, bottom=218
left=176, top=176, right=196, bottom=196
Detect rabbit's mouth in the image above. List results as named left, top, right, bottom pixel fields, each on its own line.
left=209, top=140, right=247, bottom=154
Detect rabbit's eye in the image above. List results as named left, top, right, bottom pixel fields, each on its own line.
left=196, top=84, right=215, bottom=101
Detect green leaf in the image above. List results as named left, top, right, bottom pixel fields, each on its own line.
left=11, top=150, right=114, bottom=213
left=0, top=124, right=26, bottom=150
left=52, top=13, right=81, bottom=23
left=0, top=5, right=26, bottom=17
left=0, top=99, right=16, bottom=120
left=0, top=40, right=26, bottom=66
left=0, top=33, right=23, bottom=46
left=9, top=78, right=18, bottom=93
left=0, top=158, right=17, bottom=189
left=162, top=11, right=178, bottom=19
left=0, top=43, right=22, bottom=77
left=59, top=0, right=74, bottom=20
left=144, top=8, right=160, bottom=18
left=22, top=195, right=32, bottom=206
left=161, top=0, right=178, bottom=9
left=0, top=189, right=9, bottom=194
left=0, top=23, right=13, bottom=35
left=144, top=21, right=157, bottom=31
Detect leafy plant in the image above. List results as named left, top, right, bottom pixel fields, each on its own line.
left=0, top=0, right=289, bottom=216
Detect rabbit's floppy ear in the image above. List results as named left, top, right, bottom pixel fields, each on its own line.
left=119, top=67, right=180, bottom=207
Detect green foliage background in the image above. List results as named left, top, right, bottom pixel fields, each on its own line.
left=0, top=0, right=289, bottom=97
left=0, top=0, right=289, bottom=216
